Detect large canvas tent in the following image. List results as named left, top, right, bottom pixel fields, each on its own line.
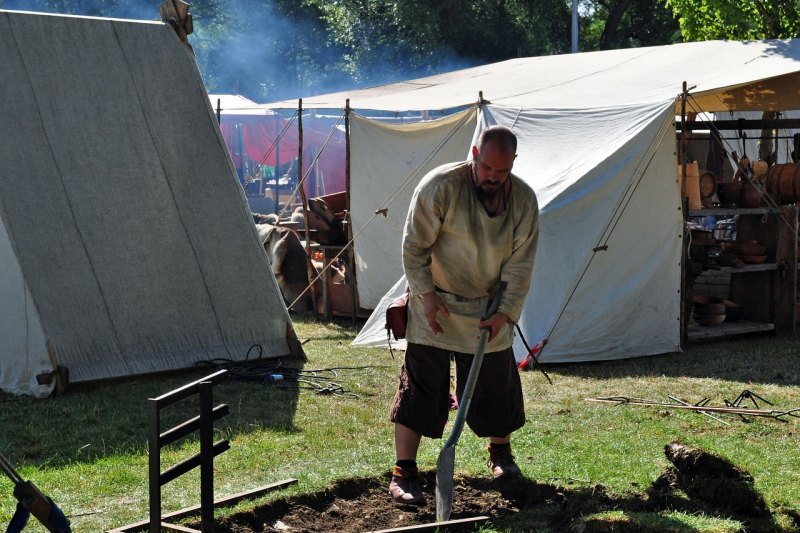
left=261, top=39, right=800, bottom=362
left=0, top=10, right=297, bottom=396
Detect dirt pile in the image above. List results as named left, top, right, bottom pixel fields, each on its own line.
left=202, top=443, right=794, bottom=532
left=649, top=441, right=770, bottom=518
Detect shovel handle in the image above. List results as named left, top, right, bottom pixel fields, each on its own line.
left=441, top=282, right=506, bottom=448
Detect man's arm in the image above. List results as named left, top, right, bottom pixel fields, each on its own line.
left=402, top=181, right=452, bottom=334
left=402, top=184, right=443, bottom=296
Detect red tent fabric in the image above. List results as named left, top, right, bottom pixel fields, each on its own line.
left=214, top=100, right=346, bottom=196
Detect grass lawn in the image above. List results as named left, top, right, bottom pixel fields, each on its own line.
left=1, top=317, right=798, bottom=532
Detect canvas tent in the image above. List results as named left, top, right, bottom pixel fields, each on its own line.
left=260, top=39, right=800, bottom=362
left=0, top=10, right=297, bottom=397
left=208, top=94, right=347, bottom=199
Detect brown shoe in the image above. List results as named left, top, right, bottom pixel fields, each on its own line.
left=487, top=445, right=521, bottom=479
left=389, top=465, right=425, bottom=505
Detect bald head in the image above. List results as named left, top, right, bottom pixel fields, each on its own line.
left=476, top=125, right=517, bottom=154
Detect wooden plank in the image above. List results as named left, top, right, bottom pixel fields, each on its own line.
left=688, top=207, right=772, bottom=216
left=160, top=523, right=200, bottom=533
left=687, top=320, right=774, bottom=340
left=731, top=270, right=773, bottom=322
left=107, top=479, right=298, bottom=533
left=713, top=263, right=777, bottom=273
left=365, top=516, right=490, bottom=533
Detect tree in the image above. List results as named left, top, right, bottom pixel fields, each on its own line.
left=666, top=0, right=800, bottom=161
left=665, top=0, right=800, bottom=40
left=580, top=0, right=681, bottom=51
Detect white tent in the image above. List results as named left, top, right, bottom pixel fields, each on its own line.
left=0, top=10, right=298, bottom=396
left=266, top=39, right=800, bottom=362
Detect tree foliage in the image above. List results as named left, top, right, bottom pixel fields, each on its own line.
left=581, top=0, right=681, bottom=50
left=665, top=0, right=800, bottom=40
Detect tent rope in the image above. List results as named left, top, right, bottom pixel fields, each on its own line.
left=509, top=107, right=524, bottom=130
left=537, top=107, right=676, bottom=355
left=375, top=107, right=478, bottom=213
left=241, top=111, right=298, bottom=186
left=273, top=112, right=345, bottom=221
left=286, top=106, right=477, bottom=311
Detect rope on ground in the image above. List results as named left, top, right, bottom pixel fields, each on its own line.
left=193, top=344, right=388, bottom=399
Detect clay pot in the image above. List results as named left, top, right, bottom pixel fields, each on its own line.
left=717, top=182, right=741, bottom=207
left=738, top=180, right=762, bottom=208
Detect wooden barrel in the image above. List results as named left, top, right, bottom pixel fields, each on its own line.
left=766, top=163, right=800, bottom=204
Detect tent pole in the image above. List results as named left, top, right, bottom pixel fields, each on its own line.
left=345, top=99, right=357, bottom=324
left=275, top=114, right=281, bottom=214
left=297, top=99, right=319, bottom=319
left=679, top=81, right=689, bottom=348
left=215, top=98, right=221, bottom=125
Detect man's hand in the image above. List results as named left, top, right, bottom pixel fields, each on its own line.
left=479, top=312, right=510, bottom=342
left=422, top=292, right=450, bottom=335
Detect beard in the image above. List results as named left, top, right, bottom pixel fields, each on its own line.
left=474, top=181, right=503, bottom=201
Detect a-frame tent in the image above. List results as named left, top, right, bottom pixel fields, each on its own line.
left=0, top=10, right=299, bottom=396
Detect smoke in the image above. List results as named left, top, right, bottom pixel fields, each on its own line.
left=0, top=0, right=159, bottom=19
left=0, top=0, right=479, bottom=105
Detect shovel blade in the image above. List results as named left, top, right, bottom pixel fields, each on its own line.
left=435, top=444, right=456, bottom=522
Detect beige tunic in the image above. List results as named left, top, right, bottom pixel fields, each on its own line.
left=402, top=161, right=539, bottom=353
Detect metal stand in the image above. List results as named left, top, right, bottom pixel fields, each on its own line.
left=147, top=370, right=230, bottom=533
left=109, top=369, right=298, bottom=533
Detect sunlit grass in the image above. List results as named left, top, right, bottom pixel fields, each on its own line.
left=0, top=319, right=798, bottom=532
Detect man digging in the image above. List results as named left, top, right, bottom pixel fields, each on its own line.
left=388, top=125, right=540, bottom=505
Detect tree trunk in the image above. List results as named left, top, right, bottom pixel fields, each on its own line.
left=600, top=0, right=632, bottom=50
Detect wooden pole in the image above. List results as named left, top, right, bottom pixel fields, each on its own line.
left=679, top=81, right=688, bottom=348
left=345, top=100, right=357, bottom=323
left=274, top=114, right=281, bottom=214
left=297, top=99, right=319, bottom=318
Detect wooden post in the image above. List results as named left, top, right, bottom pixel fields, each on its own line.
left=345, top=100, right=357, bottom=323
left=297, top=99, right=319, bottom=318
left=274, top=114, right=281, bottom=214
left=215, top=98, right=221, bottom=125
left=774, top=205, right=797, bottom=330
left=679, top=81, right=688, bottom=347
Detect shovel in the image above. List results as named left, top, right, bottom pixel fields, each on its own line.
left=435, top=281, right=506, bottom=523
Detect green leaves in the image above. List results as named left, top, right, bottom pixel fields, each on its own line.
left=665, top=0, right=800, bottom=40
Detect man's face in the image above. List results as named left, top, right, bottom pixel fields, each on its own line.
left=471, top=141, right=515, bottom=195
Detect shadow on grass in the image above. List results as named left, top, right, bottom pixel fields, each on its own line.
left=542, top=332, right=800, bottom=387
left=0, top=356, right=305, bottom=469
left=205, top=470, right=798, bottom=533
